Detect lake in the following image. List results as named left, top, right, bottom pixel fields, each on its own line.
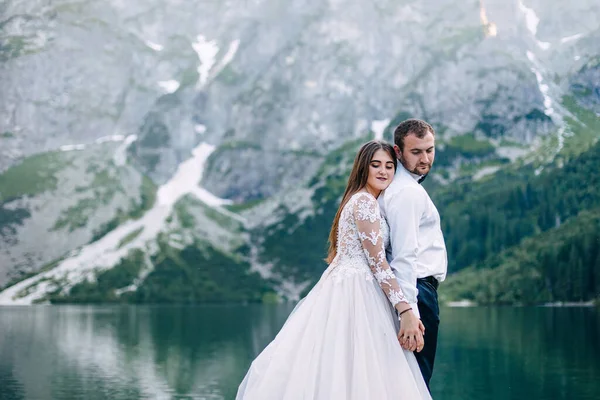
left=0, top=305, right=598, bottom=400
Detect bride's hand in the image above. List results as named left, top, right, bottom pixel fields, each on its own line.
left=398, top=312, right=425, bottom=352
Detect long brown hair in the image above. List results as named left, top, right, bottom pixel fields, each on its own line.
left=325, top=140, right=397, bottom=263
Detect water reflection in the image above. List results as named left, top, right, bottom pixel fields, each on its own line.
left=434, top=307, right=600, bottom=400
left=0, top=305, right=295, bottom=400
left=0, top=305, right=598, bottom=400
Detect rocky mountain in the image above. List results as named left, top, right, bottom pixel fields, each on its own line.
left=0, top=0, right=599, bottom=305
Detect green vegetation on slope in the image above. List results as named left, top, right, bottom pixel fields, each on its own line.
left=50, top=250, right=145, bottom=303
left=0, top=151, right=72, bottom=203
left=441, top=208, right=600, bottom=304
left=437, top=139, right=600, bottom=275
left=131, top=242, right=275, bottom=304
left=435, top=133, right=499, bottom=168
left=90, top=175, right=157, bottom=242
left=50, top=240, right=277, bottom=304
left=560, top=95, right=600, bottom=158
left=0, top=150, right=72, bottom=241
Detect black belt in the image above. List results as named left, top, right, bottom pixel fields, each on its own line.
left=418, top=276, right=439, bottom=291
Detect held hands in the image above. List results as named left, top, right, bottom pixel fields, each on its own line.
left=397, top=310, right=425, bottom=352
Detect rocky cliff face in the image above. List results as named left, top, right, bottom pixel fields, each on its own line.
left=3, top=0, right=599, bottom=192
left=0, top=0, right=599, bottom=301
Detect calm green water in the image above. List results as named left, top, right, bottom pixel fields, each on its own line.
left=0, top=305, right=598, bottom=400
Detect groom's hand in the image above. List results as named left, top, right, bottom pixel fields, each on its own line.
left=400, top=331, right=424, bottom=352
left=398, top=313, right=425, bottom=352
left=419, top=319, right=425, bottom=335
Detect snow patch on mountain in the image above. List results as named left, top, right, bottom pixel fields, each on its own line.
left=158, top=80, right=180, bottom=93
left=144, top=40, right=163, bottom=51
left=371, top=119, right=390, bottom=140
left=518, top=0, right=551, bottom=49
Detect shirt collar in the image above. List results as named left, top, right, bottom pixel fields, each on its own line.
left=399, top=164, right=423, bottom=182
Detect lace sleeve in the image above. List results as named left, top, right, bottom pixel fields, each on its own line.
left=353, top=193, right=409, bottom=308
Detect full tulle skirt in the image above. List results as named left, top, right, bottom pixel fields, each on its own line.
left=236, top=268, right=432, bottom=400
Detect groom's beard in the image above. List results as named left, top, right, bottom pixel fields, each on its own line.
left=411, top=165, right=431, bottom=175
left=399, top=158, right=432, bottom=176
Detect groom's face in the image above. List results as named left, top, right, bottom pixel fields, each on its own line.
left=395, top=131, right=435, bottom=176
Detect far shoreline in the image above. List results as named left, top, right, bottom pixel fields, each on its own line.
left=444, top=299, right=597, bottom=308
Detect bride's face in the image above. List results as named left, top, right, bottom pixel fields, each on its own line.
left=365, top=149, right=395, bottom=196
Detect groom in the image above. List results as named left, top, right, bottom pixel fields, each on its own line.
left=378, top=118, right=448, bottom=389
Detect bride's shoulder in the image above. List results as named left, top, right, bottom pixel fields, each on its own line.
left=347, top=191, right=379, bottom=210
left=346, top=192, right=380, bottom=223
left=349, top=191, right=377, bottom=202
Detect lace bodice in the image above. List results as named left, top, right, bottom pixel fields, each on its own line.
left=327, top=192, right=408, bottom=308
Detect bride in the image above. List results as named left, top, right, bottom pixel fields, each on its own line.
left=236, top=140, right=432, bottom=400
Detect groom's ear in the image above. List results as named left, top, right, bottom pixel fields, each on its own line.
left=393, top=145, right=402, bottom=159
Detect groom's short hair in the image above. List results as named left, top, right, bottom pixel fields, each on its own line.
left=394, top=119, right=435, bottom=151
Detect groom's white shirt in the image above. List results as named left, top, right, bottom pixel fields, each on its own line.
left=378, top=165, right=447, bottom=318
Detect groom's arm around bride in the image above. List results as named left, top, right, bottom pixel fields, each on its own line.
left=378, top=119, right=448, bottom=390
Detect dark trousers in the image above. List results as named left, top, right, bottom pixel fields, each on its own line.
left=414, top=278, right=440, bottom=390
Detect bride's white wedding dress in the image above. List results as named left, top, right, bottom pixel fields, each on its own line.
left=236, top=192, right=432, bottom=400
